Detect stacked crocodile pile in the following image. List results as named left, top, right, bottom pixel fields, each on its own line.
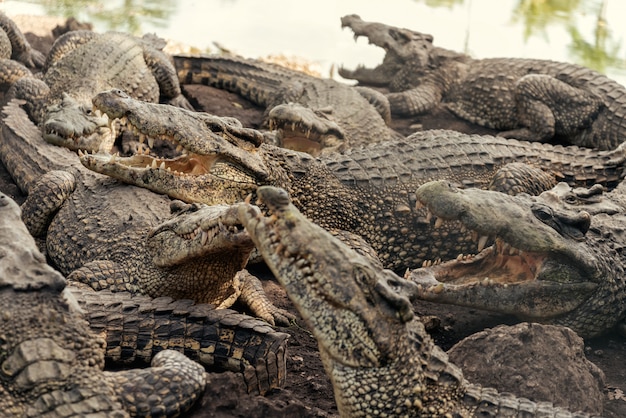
left=1, top=10, right=626, bottom=417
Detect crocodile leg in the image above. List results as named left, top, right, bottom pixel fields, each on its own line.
left=67, top=260, right=140, bottom=293
left=386, top=83, right=443, bottom=115
left=488, top=162, right=557, bottom=195
left=353, top=86, right=392, bottom=124
left=0, top=11, right=45, bottom=69
left=43, top=30, right=98, bottom=71
left=142, top=46, right=194, bottom=110
left=236, top=268, right=295, bottom=326
left=500, top=74, right=605, bottom=142
left=5, top=75, right=50, bottom=124
left=105, top=350, right=206, bottom=417
left=21, top=170, right=76, bottom=237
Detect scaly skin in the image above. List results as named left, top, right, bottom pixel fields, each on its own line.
left=81, top=90, right=626, bottom=273
left=72, top=287, right=289, bottom=395
left=0, top=98, right=291, bottom=326
left=407, top=180, right=626, bottom=338
left=0, top=12, right=45, bottom=69
left=0, top=190, right=206, bottom=417
left=339, top=14, right=626, bottom=150
left=174, top=53, right=401, bottom=154
left=0, top=30, right=192, bottom=152
left=237, top=185, right=601, bottom=418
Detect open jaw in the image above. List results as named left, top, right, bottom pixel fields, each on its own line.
left=238, top=186, right=418, bottom=367
left=407, top=180, right=599, bottom=324
left=147, top=202, right=253, bottom=267
left=268, top=103, right=345, bottom=155
left=79, top=90, right=270, bottom=204
left=338, top=14, right=434, bottom=82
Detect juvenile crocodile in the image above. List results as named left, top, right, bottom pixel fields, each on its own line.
left=0, top=98, right=291, bottom=326
left=1, top=29, right=192, bottom=152
left=238, top=185, right=601, bottom=418
left=0, top=190, right=206, bottom=417
left=174, top=53, right=402, bottom=154
left=405, top=180, right=626, bottom=338
left=339, top=14, right=626, bottom=150
left=81, top=90, right=626, bottom=273
left=0, top=12, right=45, bottom=69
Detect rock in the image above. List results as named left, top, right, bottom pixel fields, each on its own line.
left=447, top=322, right=605, bottom=414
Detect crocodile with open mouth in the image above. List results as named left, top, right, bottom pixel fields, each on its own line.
left=0, top=29, right=193, bottom=152
left=0, top=97, right=291, bottom=326
left=408, top=180, right=626, bottom=337
left=174, top=53, right=402, bottom=154
left=80, top=89, right=626, bottom=274
left=237, top=185, right=602, bottom=418
left=339, top=14, right=626, bottom=150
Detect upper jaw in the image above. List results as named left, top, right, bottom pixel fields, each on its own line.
left=148, top=202, right=252, bottom=267
left=79, top=91, right=271, bottom=203
left=406, top=181, right=599, bottom=321
left=43, top=95, right=113, bottom=152
left=268, top=103, right=345, bottom=155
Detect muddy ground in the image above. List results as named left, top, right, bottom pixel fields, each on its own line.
left=1, top=18, right=625, bottom=417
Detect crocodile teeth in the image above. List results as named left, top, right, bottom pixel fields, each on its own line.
left=425, top=211, right=432, bottom=223
left=160, top=161, right=166, bottom=170
left=415, top=200, right=424, bottom=210
left=434, top=217, right=443, bottom=229
left=138, top=133, right=146, bottom=144
left=176, top=144, right=183, bottom=153
left=201, top=229, right=209, bottom=245
left=148, top=136, right=154, bottom=149
left=477, top=235, right=489, bottom=252
left=151, top=159, right=158, bottom=169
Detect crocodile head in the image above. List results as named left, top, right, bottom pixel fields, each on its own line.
left=43, top=92, right=113, bottom=152
left=268, top=103, right=345, bottom=155
left=338, top=14, right=434, bottom=84
left=146, top=200, right=255, bottom=307
left=239, top=186, right=418, bottom=364
left=238, top=186, right=469, bottom=416
left=148, top=200, right=253, bottom=268
left=408, top=180, right=622, bottom=337
left=80, top=89, right=276, bottom=205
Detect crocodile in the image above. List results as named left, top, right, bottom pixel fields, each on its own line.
left=0, top=12, right=45, bottom=69
left=339, top=14, right=626, bottom=150
left=0, top=98, right=291, bottom=326
left=0, top=29, right=193, bottom=152
left=237, top=185, right=602, bottom=418
left=0, top=189, right=207, bottom=417
left=404, top=179, right=626, bottom=338
left=73, top=287, right=290, bottom=396
left=80, top=90, right=626, bottom=273
left=174, top=53, right=402, bottom=154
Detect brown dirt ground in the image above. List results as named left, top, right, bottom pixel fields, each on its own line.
left=0, top=22, right=624, bottom=417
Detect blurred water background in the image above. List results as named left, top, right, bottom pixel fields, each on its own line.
left=1, top=0, right=625, bottom=85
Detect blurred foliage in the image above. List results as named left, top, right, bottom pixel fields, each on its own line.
left=18, top=0, right=176, bottom=34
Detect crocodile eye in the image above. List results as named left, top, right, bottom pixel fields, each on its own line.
left=532, top=204, right=554, bottom=222
left=564, top=194, right=578, bottom=204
